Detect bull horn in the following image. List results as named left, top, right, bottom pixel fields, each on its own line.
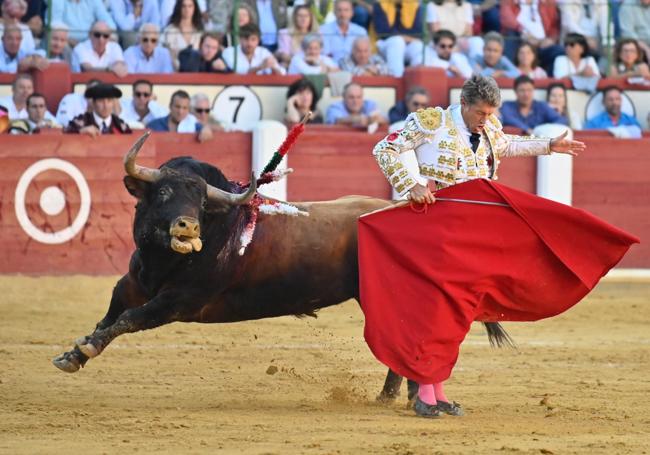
left=206, top=173, right=257, bottom=206
left=123, top=131, right=161, bottom=182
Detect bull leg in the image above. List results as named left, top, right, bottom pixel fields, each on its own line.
left=53, top=274, right=146, bottom=373
left=73, top=290, right=198, bottom=363
left=376, top=369, right=404, bottom=403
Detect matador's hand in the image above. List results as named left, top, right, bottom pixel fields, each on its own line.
left=550, top=131, right=586, bottom=156
left=408, top=184, right=435, bottom=204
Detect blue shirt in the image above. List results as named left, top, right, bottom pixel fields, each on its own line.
left=500, top=100, right=568, bottom=131
left=50, top=0, right=116, bottom=42
left=325, top=99, right=378, bottom=125
left=147, top=115, right=202, bottom=132
left=124, top=45, right=173, bottom=73
left=257, top=0, right=278, bottom=46
left=0, top=47, right=45, bottom=73
left=109, top=0, right=160, bottom=32
left=584, top=111, right=641, bottom=129
left=319, top=21, right=368, bottom=63
left=473, top=55, right=520, bottom=79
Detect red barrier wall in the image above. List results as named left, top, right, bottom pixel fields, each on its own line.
left=0, top=131, right=646, bottom=274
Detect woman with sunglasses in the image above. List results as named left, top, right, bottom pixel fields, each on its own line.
left=124, top=23, right=174, bottom=73
left=161, top=0, right=204, bottom=70
left=552, top=33, right=600, bottom=79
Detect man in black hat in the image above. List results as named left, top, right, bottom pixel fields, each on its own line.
left=64, top=83, right=131, bottom=136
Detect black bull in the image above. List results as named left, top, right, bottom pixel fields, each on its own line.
left=53, top=133, right=509, bottom=402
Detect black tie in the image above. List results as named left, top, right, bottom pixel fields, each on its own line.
left=469, top=133, right=481, bottom=153
left=101, top=121, right=109, bottom=134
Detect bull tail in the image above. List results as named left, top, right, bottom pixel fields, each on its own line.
left=482, top=322, right=516, bottom=348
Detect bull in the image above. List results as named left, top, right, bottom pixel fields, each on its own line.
left=53, top=132, right=509, bottom=403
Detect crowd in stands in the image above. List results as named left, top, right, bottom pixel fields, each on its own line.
left=1, top=0, right=650, bottom=137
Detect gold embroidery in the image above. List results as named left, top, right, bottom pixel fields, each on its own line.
left=415, top=108, right=442, bottom=131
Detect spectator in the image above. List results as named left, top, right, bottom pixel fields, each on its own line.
left=162, top=0, right=204, bottom=70
left=71, top=21, right=128, bottom=77
left=468, top=0, right=500, bottom=34
left=223, top=3, right=258, bottom=47
left=55, top=78, right=103, bottom=126
left=559, top=0, right=612, bottom=53
left=514, top=42, right=547, bottom=79
left=21, top=0, right=46, bottom=39
left=288, top=33, right=338, bottom=74
left=241, top=0, right=288, bottom=53
left=619, top=0, right=650, bottom=59
left=222, top=23, right=285, bottom=74
left=124, top=23, right=174, bottom=73
left=109, top=0, right=161, bottom=47
left=295, top=0, right=335, bottom=25
left=584, top=86, right=642, bottom=129
left=500, top=75, right=567, bottom=134
left=50, top=0, right=117, bottom=45
left=179, top=30, right=228, bottom=72
left=0, top=0, right=35, bottom=53
left=552, top=33, right=600, bottom=79
left=339, top=35, right=388, bottom=76
left=25, top=93, right=59, bottom=131
left=147, top=89, right=212, bottom=142
left=472, top=31, right=520, bottom=78
left=388, top=85, right=429, bottom=124
left=0, top=73, right=49, bottom=120
left=320, top=0, right=367, bottom=64
left=609, top=38, right=650, bottom=79
left=372, top=0, right=425, bottom=77
left=325, top=81, right=387, bottom=128
left=420, top=29, right=472, bottom=78
left=161, top=0, right=209, bottom=31
left=546, top=82, right=582, bottom=130
left=191, top=92, right=223, bottom=131
left=45, top=21, right=73, bottom=65
left=352, top=0, right=374, bottom=29
left=284, top=77, right=323, bottom=126
left=206, top=0, right=235, bottom=36
left=500, top=0, right=563, bottom=71
left=426, top=0, right=481, bottom=57
left=0, top=24, right=47, bottom=72
left=64, top=83, right=132, bottom=136
left=119, top=79, right=168, bottom=125
left=276, top=4, right=318, bottom=67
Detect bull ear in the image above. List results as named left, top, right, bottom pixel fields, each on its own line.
left=123, top=176, right=149, bottom=199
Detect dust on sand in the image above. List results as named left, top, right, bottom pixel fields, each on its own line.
left=0, top=277, right=648, bottom=454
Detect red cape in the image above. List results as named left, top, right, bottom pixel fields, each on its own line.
left=358, top=179, right=639, bottom=384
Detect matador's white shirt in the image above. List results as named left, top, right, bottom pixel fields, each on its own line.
left=373, top=104, right=552, bottom=196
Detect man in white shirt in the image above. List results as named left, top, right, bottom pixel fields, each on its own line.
left=0, top=73, right=54, bottom=122
left=119, top=79, right=168, bottom=126
left=0, top=0, right=36, bottom=53
left=419, top=29, right=472, bottom=78
left=71, top=21, right=128, bottom=77
left=222, top=23, right=285, bottom=75
left=123, top=23, right=173, bottom=73
left=0, top=25, right=48, bottom=73
left=25, top=93, right=60, bottom=131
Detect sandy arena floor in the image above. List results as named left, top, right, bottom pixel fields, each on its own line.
left=0, top=276, right=648, bottom=454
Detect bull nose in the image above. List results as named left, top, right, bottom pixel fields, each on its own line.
left=170, top=216, right=200, bottom=237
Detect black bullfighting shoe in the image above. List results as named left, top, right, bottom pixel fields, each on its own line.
left=413, top=397, right=442, bottom=418
left=435, top=400, right=464, bottom=416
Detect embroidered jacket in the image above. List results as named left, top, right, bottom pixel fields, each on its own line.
left=373, top=105, right=552, bottom=196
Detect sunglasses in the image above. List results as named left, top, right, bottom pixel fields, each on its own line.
left=142, top=37, right=158, bottom=43
left=194, top=108, right=210, bottom=114
left=93, top=32, right=110, bottom=39
left=134, top=91, right=151, bottom=98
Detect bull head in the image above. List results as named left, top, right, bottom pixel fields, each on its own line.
left=123, top=132, right=257, bottom=254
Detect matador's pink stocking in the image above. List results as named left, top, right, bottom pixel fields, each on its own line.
left=434, top=382, right=449, bottom=403
left=418, top=383, right=436, bottom=405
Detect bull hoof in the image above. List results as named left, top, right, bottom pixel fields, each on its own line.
left=77, top=342, right=99, bottom=358
left=52, top=353, right=81, bottom=373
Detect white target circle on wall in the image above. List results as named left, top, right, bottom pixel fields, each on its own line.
left=14, top=158, right=91, bottom=244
